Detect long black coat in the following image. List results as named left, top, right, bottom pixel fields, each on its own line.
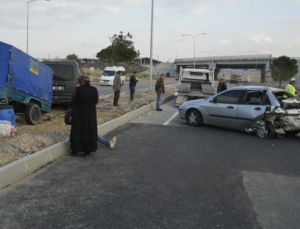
left=69, top=84, right=99, bottom=153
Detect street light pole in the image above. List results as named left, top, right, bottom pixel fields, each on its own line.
left=249, top=50, right=257, bottom=71
left=26, top=0, right=50, bottom=54
left=182, top=33, right=206, bottom=69
left=149, top=0, right=154, bottom=90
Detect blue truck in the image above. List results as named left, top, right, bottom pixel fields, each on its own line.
left=0, top=41, right=53, bottom=125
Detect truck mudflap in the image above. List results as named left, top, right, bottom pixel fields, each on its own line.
left=176, top=83, right=191, bottom=93
left=202, top=84, right=215, bottom=94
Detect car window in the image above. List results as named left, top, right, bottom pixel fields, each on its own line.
left=78, top=66, right=84, bottom=75
left=103, top=70, right=115, bottom=76
left=215, top=90, right=244, bottom=104
left=44, top=64, right=74, bottom=81
left=243, top=91, right=263, bottom=105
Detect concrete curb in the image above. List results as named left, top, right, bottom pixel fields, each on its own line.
left=0, top=94, right=174, bottom=190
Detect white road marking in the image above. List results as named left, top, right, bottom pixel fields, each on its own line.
left=163, top=111, right=179, bottom=126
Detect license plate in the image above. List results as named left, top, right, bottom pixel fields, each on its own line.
left=53, top=86, right=65, bottom=90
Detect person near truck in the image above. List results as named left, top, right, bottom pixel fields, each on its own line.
left=129, top=71, right=139, bottom=101
left=285, top=77, right=297, bottom=97
left=113, top=71, right=122, bottom=106
left=70, top=76, right=117, bottom=156
left=155, top=74, right=166, bottom=111
left=217, top=78, right=228, bottom=93
left=69, top=75, right=98, bottom=157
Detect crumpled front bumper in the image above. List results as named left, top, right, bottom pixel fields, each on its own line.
left=279, top=115, right=300, bottom=132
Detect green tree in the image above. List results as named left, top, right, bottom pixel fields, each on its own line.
left=66, top=53, right=81, bottom=63
left=270, top=56, right=298, bottom=87
left=97, top=31, right=138, bottom=65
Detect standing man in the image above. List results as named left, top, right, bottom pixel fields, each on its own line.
left=113, top=71, right=122, bottom=106
left=217, top=78, right=228, bottom=93
left=155, top=74, right=166, bottom=111
left=129, top=71, right=139, bottom=101
left=285, top=77, right=297, bottom=97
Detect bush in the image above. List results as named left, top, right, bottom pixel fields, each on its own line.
left=166, top=72, right=170, bottom=77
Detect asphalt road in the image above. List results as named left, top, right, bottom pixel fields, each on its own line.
left=0, top=100, right=300, bottom=229
left=91, top=79, right=177, bottom=96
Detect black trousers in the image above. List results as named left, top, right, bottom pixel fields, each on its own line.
left=129, top=86, right=136, bottom=101
left=114, top=90, right=120, bottom=105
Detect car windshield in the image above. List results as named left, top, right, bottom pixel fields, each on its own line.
left=102, top=70, right=115, bottom=76
left=44, top=64, right=74, bottom=81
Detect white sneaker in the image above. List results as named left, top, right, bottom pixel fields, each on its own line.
left=110, top=137, right=117, bottom=149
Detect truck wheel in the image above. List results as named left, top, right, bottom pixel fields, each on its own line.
left=25, top=102, right=41, bottom=125
left=256, top=122, right=275, bottom=138
left=186, top=109, right=202, bottom=127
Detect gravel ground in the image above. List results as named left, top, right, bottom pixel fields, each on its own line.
left=0, top=85, right=175, bottom=167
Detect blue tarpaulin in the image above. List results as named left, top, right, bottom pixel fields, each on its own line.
left=0, top=41, right=53, bottom=103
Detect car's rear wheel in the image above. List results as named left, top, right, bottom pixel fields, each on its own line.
left=256, top=122, right=275, bottom=138
left=285, top=130, right=300, bottom=136
left=186, top=109, right=202, bottom=127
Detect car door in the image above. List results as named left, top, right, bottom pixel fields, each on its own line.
left=235, top=90, right=266, bottom=129
left=204, top=90, right=245, bottom=128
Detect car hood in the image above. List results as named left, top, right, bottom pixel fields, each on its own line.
left=179, top=98, right=208, bottom=108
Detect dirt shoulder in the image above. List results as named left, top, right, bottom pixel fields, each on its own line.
left=0, top=85, right=175, bottom=167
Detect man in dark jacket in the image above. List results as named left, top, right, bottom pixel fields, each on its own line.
left=155, top=74, right=166, bottom=111
left=217, top=78, right=228, bottom=93
left=129, top=71, right=139, bottom=101
left=113, top=71, right=122, bottom=106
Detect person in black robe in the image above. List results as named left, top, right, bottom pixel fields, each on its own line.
left=70, top=75, right=98, bottom=157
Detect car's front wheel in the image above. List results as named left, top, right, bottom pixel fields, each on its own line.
left=186, top=109, right=202, bottom=127
left=256, top=122, right=275, bottom=138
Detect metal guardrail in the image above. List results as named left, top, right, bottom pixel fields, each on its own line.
left=175, top=55, right=300, bottom=63
left=175, top=54, right=272, bottom=63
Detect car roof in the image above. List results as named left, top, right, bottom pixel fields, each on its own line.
left=104, top=66, right=125, bottom=71
left=230, top=85, right=285, bottom=92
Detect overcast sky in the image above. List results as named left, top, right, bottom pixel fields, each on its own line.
left=0, top=0, right=299, bottom=61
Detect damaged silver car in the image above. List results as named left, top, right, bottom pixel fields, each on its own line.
left=178, top=86, right=300, bottom=138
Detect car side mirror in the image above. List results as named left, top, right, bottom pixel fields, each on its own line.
left=210, top=98, right=217, bottom=103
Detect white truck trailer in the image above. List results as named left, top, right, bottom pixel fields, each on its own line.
left=174, top=68, right=215, bottom=106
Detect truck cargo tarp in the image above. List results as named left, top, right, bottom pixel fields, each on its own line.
left=0, top=41, right=53, bottom=103
left=0, top=42, right=10, bottom=88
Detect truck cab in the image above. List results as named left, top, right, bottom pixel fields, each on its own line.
left=174, top=68, right=215, bottom=106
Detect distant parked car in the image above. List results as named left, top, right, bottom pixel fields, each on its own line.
left=100, top=66, right=126, bottom=86
left=178, top=86, right=300, bottom=138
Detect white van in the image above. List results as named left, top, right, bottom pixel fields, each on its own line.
left=100, top=66, right=126, bottom=86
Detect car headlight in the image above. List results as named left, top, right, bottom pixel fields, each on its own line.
left=273, top=107, right=287, bottom=114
